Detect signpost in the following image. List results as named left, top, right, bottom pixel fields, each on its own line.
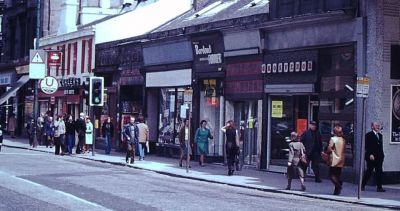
left=356, top=76, right=369, bottom=200
left=29, top=50, right=46, bottom=79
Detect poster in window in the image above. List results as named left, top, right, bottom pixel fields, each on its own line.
left=391, top=85, right=400, bottom=143
left=271, top=101, right=283, bottom=118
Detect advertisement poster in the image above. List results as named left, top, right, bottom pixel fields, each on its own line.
left=296, top=119, right=308, bottom=136
left=271, top=101, right=283, bottom=118
left=391, top=85, right=400, bottom=143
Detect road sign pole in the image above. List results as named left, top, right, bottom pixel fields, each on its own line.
left=33, top=0, right=41, bottom=147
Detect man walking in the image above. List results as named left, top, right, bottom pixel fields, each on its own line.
left=136, top=116, right=149, bottom=161
left=123, top=116, right=139, bottom=164
left=362, top=122, right=386, bottom=192
left=301, top=121, right=323, bottom=183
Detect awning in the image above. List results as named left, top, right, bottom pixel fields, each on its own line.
left=0, top=75, right=30, bottom=105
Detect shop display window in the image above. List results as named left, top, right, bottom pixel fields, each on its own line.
left=158, top=87, right=192, bottom=145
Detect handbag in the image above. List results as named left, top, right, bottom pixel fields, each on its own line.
left=321, top=152, right=330, bottom=165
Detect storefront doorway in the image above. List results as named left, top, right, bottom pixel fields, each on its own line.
left=269, top=95, right=311, bottom=166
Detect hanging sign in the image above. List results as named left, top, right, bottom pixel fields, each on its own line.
left=271, top=101, right=283, bottom=118
left=40, top=76, right=59, bottom=94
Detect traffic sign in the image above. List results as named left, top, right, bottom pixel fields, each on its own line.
left=48, top=51, right=62, bottom=66
left=40, top=76, right=59, bottom=94
left=29, top=49, right=46, bottom=79
left=356, top=76, right=370, bottom=98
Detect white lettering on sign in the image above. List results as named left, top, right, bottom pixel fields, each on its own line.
left=195, top=44, right=212, bottom=55
left=264, top=61, right=314, bottom=74
left=208, top=53, right=222, bottom=64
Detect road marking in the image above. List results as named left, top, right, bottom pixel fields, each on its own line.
left=55, top=190, right=104, bottom=208
left=0, top=152, right=43, bottom=156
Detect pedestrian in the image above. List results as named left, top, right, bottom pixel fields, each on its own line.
left=286, top=132, right=306, bottom=191
left=53, top=116, right=61, bottom=155
left=301, top=121, right=323, bottom=183
left=37, top=113, right=45, bottom=145
left=102, top=116, right=114, bottom=155
left=178, top=119, right=192, bottom=168
left=85, top=116, right=93, bottom=154
left=56, top=115, right=66, bottom=155
left=65, top=115, right=75, bottom=155
left=136, top=116, right=149, bottom=160
left=325, top=125, right=346, bottom=195
left=362, top=122, right=386, bottom=192
left=75, top=113, right=86, bottom=154
left=194, top=120, right=213, bottom=167
left=44, top=116, right=55, bottom=148
left=0, top=124, right=3, bottom=152
left=8, top=114, right=16, bottom=138
left=123, top=116, right=138, bottom=164
left=221, top=120, right=240, bottom=176
left=27, top=118, right=35, bottom=147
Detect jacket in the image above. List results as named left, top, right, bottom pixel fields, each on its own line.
left=301, top=129, right=322, bottom=158
left=102, top=122, right=114, bottom=138
left=178, top=126, right=192, bottom=145
left=137, top=123, right=149, bottom=143
left=365, top=131, right=384, bottom=161
left=75, top=118, right=86, bottom=136
left=327, top=136, right=346, bottom=168
left=288, top=141, right=306, bottom=166
left=123, top=123, right=139, bottom=144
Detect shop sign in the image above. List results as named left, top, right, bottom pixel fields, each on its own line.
left=40, top=76, right=59, bottom=95
left=271, top=101, right=283, bottom=118
left=48, top=51, right=62, bottom=66
left=64, top=89, right=79, bottom=95
left=356, top=77, right=369, bottom=98
left=266, top=61, right=313, bottom=74
left=194, top=43, right=222, bottom=65
left=391, top=85, right=400, bottom=143
left=59, top=77, right=81, bottom=88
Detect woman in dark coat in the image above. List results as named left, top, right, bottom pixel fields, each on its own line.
left=221, top=120, right=239, bottom=176
left=102, top=117, right=114, bottom=154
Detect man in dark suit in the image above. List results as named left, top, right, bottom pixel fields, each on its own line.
left=362, top=122, right=385, bottom=192
left=301, top=121, right=323, bottom=183
left=123, top=116, right=139, bottom=164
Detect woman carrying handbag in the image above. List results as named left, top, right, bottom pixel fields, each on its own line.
left=325, top=125, right=346, bottom=195
left=286, top=132, right=307, bottom=191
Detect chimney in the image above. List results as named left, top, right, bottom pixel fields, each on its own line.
left=57, top=0, right=78, bottom=35
left=192, top=0, right=208, bottom=11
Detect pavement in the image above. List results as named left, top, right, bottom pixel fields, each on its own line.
left=2, top=136, right=400, bottom=209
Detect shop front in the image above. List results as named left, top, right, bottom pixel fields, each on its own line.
left=263, top=46, right=356, bottom=174
left=223, top=30, right=264, bottom=167
left=191, top=34, right=225, bottom=159
left=142, top=40, right=194, bottom=157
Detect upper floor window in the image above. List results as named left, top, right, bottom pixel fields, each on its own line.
left=110, top=0, right=123, bottom=8
left=82, top=0, right=100, bottom=7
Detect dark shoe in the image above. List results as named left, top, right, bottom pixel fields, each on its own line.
left=301, top=185, right=306, bottom=191
left=333, top=186, right=342, bottom=195
left=179, top=161, right=182, bottom=167
left=285, top=185, right=291, bottom=190
left=130, top=159, right=134, bottom=164
left=315, top=178, right=322, bottom=183
left=377, top=188, right=386, bottom=192
left=228, top=170, right=233, bottom=176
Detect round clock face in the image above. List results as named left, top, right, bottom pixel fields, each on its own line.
left=393, top=90, right=400, bottom=120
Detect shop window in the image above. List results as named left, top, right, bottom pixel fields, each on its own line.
left=158, top=87, right=192, bottom=145
left=110, top=0, right=123, bottom=8
left=82, top=0, right=100, bottom=7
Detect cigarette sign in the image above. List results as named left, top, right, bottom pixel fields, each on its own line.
left=48, top=51, right=62, bottom=66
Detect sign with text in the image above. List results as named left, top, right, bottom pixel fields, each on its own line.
left=29, top=49, right=46, bottom=79
left=356, top=77, right=370, bottom=98
left=271, top=101, right=283, bottom=118
left=391, top=85, right=400, bottom=143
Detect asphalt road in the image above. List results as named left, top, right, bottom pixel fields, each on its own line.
left=0, top=147, right=388, bottom=211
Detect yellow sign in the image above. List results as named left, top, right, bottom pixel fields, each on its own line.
left=272, top=101, right=283, bottom=118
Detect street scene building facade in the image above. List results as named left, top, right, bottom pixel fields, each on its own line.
left=0, top=0, right=400, bottom=186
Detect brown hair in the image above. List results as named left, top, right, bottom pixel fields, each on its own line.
left=333, top=125, right=344, bottom=137
left=226, top=120, right=236, bottom=129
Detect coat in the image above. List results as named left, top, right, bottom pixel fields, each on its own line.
left=365, top=131, right=384, bottom=161
left=123, top=123, right=139, bottom=145
left=136, top=123, right=149, bottom=143
left=85, top=121, right=93, bottom=145
left=288, top=141, right=306, bottom=166
left=102, top=122, right=114, bottom=138
left=301, top=129, right=322, bottom=159
left=327, top=136, right=346, bottom=168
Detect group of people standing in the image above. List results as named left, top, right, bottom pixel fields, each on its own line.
left=285, top=121, right=386, bottom=195
left=33, top=112, right=93, bottom=155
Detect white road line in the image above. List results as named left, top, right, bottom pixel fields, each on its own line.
left=0, top=152, right=43, bottom=156
left=55, top=190, right=104, bottom=208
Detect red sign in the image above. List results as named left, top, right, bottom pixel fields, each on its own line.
left=48, top=51, right=62, bottom=66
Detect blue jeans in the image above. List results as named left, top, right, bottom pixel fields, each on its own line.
left=138, top=142, right=146, bottom=159
left=66, top=134, right=75, bottom=154
left=104, top=134, right=112, bottom=154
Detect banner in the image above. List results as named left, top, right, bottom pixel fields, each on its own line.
left=391, top=85, right=400, bottom=143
